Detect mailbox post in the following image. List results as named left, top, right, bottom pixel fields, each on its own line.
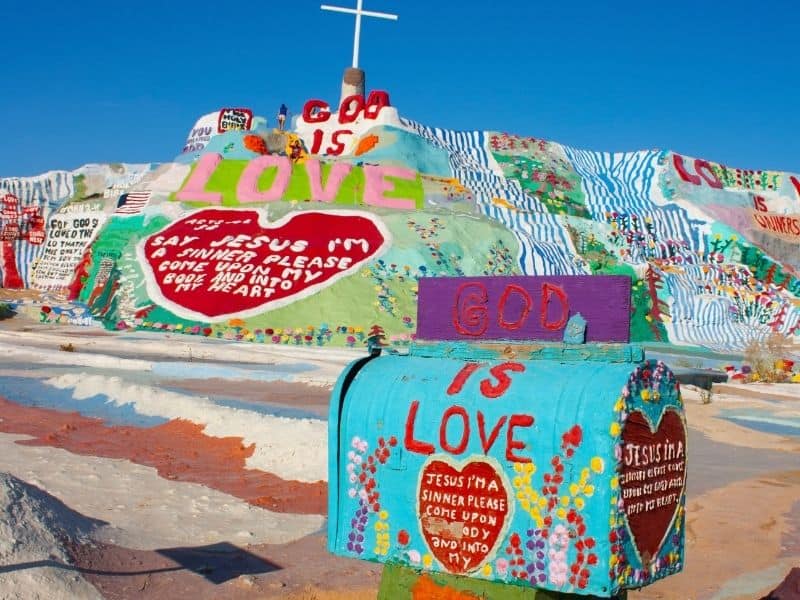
left=329, top=276, right=686, bottom=598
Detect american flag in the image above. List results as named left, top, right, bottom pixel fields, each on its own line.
left=115, top=190, right=151, bottom=215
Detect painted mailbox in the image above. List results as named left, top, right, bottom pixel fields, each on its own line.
left=328, top=276, right=686, bottom=598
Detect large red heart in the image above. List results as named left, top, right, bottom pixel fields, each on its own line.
left=418, top=457, right=512, bottom=574
left=620, top=408, right=687, bottom=565
left=138, top=208, right=389, bottom=321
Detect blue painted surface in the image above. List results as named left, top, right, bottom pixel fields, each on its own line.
left=201, top=394, right=323, bottom=421
left=328, top=344, right=685, bottom=597
left=0, top=376, right=168, bottom=427
left=719, top=409, right=800, bottom=438
left=152, top=361, right=314, bottom=381
left=345, top=126, right=452, bottom=177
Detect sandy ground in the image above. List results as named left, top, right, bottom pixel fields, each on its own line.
left=0, top=311, right=798, bottom=599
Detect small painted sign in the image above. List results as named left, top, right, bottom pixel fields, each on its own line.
left=416, top=275, right=631, bottom=343
left=217, top=107, right=254, bottom=133
left=620, top=408, right=687, bottom=566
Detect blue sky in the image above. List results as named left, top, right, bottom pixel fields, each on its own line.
left=2, top=0, right=798, bottom=177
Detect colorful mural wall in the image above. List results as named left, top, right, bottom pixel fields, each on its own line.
left=1, top=94, right=798, bottom=353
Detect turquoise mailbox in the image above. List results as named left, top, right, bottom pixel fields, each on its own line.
left=328, top=276, right=686, bottom=598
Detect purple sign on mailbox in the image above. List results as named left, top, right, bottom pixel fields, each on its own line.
left=416, top=275, right=631, bottom=343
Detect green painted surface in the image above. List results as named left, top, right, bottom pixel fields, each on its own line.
left=173, top=158, right=425, bottom=209
left=378, top=563, right=627, bottom=600
left=79, top=208, right=521, bottom=346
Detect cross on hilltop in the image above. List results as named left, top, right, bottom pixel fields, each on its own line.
left=321, top=0, right=398, bottom=69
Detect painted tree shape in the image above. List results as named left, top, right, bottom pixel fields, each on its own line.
left=767, top=301, right=788, bottom=332
left=365, top=324, right=387, bottom=351
left=764, top=263, right=777, bottom=287
left=1, top=194, right=45, bottom=288
left=67, top=249, right=93, bottom=300
left=644, top=264, right=670, bottom=340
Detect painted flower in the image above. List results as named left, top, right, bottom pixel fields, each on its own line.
left=496, top=557, right=509, bottom=576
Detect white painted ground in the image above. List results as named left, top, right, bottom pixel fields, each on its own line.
left=0, top=434, right=324, bottom=550
left=45, top=373, right=329, bottom=482
left=0, top=471, right=103, bottom=600
left=0, top=329, right=363, bottom=386
left=0, top=325, right=354, bottom=598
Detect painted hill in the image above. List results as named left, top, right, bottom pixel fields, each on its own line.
left=1, top=95, right=798, bottom=353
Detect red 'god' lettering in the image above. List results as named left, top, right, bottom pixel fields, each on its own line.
left=302, top=91, right=392, bottom=156
left=453, top=281, right=569, bottom=337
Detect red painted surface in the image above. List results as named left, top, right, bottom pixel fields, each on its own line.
left=694, top=160, right=723, bottom=188
left=753, top=195, right=768, bottom=212
left=1, top=241, right=23, bottom=288
left=302, top=91, right=391, bottom=156
left=446, top=363, right=482, bottom=396
left=478, top=363, right=526, bottom=399
left=405, top=401, right=535, bottom=461
left=0, top=396, right=326, bottom=514
left=505, top=414, right=534, bottom=462
left=439, top=405, right=470, bottom=455
left=217, top=107, right=253, bottom=133
left=404, top=400, right=435, bottom=455
left=540, top=283, right=569, bottom=331
left=497, top=284, right=532, bottom=330
left=791, top=176, right=800, bottom=197
left=418, top=458, right=509, bottom=574
left=476, top=412, right=506, bottom=455
left=673, top=154, right=702, bottom=185
left=142, top=209, right=386, bottom=319
left=452, top=283, right=489, bottom=337
left=620, top=409, right=686, bottom=563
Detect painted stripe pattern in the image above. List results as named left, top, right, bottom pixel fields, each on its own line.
left=557, top=146, right=773, bottom=349
left=562, top=147, right=706, bottom=252
left=400, top=118, right=584, bottom=275
left=0, top=171, right=74, bottom=211
left=664, top=265, right=800, bottom=352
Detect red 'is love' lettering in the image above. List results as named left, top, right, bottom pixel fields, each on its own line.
left=404, top=400, right=534, bottom=463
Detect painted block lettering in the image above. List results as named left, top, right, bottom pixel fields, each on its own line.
left=416, top=276, right=631, bottom=342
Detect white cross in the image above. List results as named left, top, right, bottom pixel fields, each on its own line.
left=321, top=0, right=398, bottom=69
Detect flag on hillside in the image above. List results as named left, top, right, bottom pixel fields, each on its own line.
left=115, top=191, right=151, bottom=215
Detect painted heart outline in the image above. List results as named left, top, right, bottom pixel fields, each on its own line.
left=416, top=454, right=514, bottom=575
left=136, top=207, right=391, bottom=322
left=620, top=406, right=687, bottom=568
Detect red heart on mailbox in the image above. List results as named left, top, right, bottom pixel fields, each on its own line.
left=139, top=208, right=389, bottom=321
left=620, top=408, right=687, bottom=565
left=418, top=457, right=512, bottom=574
